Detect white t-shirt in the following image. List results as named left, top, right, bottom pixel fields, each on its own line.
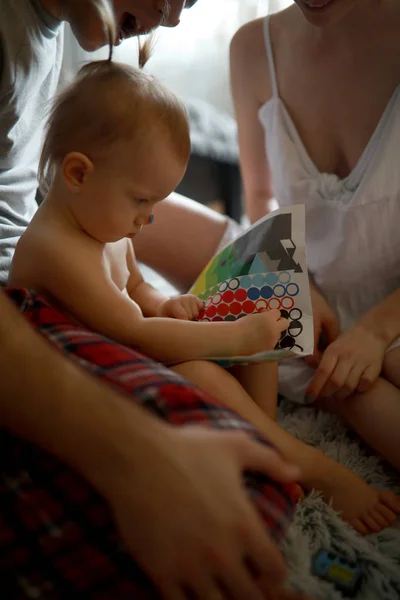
left=0, top=0, right=64, bottom=284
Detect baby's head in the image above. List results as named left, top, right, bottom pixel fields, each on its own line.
left=39, top=59, right=190, bottom=242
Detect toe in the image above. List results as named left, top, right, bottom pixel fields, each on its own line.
left=380, top=492, right=400, bottom=514
left=369, top=509, right=390, bottom=529
left=361, top=514, right=382, bottom=533
left=353, top=518, right=369, bottom=535
left=376, top=504, right=397, bottom=524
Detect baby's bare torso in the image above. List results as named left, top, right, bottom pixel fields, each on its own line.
left=9, top=207, right=141, bottom=317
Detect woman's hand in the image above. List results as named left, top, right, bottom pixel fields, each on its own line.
left=305, top=283, right=340, bottom=368
left=306, top=323, right=387, bottom=401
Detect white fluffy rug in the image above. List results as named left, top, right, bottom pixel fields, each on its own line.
left=277, top=399, right=400, bottom=599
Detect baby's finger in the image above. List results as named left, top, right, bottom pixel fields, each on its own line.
left=190, top=297, right=203, bottom=319
left=277, top=317, right=289, bottom=332
left=172, top=302, right=189, bottom=320
left=195, top=297, right=204, bottom=309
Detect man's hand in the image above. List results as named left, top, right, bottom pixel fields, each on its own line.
left=102, top=424, right=302, bottom=600
left=305, top=284, right=340, bottom=367
left=157, top=294, right=204, bottom=320
left=306, top=324, right=386, bottom=401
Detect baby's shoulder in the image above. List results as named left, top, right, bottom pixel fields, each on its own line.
left=10, top=219, right=101, bottom=287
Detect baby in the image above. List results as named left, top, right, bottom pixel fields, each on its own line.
left=9, top=58, right=288, bottom=422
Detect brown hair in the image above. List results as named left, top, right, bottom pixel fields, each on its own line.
left=38, top=59, right=190, bottom=194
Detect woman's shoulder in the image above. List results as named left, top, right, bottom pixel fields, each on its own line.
left=230, top=18, right=269, bottom=103
left=230, top=6, right=298, bottom=104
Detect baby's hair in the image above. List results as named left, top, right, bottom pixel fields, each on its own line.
left=38, top=60, right=190, bottom=194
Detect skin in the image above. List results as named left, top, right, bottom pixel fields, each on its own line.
left=230, top=0, right=400, bottom=531
left=1, top=1, right=312, bottom=598
left=38, top=0, right=237, bottom=294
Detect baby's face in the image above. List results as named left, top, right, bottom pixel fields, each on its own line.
left=73, top=136, right=187, bottom=243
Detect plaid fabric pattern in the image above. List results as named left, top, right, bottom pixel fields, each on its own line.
left=1, top=288, right=296, bottom=599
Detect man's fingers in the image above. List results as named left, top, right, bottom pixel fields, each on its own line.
left=236, top=436, right=300, bottom=482
left=243, top=512, right=287, bottom=587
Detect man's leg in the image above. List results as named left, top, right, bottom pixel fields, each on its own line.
left=133, top=192, right=242, bottom=291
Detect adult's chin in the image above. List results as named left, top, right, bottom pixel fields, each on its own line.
left=69, top=2, right=114, bottom=51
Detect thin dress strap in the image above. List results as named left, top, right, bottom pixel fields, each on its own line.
left=263, top=14, right=279, bottom=98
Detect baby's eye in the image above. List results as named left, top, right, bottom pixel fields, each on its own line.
left=135, top=198, right=148, bottom=205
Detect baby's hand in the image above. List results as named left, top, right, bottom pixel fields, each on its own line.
left=235, top=310, right=289, bottom=356
left=157, top=294, right=204, bottom=321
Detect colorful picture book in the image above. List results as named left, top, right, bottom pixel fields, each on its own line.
left=189, top=205, right=314, bottom=365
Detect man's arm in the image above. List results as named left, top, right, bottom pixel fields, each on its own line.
left=0, top=290, right=302, bottom=600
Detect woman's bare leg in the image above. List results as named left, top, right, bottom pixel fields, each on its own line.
left=134, top=193, right=241, bottom=291
left=171, top=360, right=400, bottom=535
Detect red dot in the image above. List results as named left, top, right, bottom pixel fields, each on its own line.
left=242, top=300, right=256, bottom=314
left=206, top=305, right=217, bottom=318
left=217, top=303, right=229, bottom=316
left=234, top=288, right=247, bottom=302
left=198, top=309, right=206, bottom=320
left=222, top=290, right=234, bottom=303
left=229, top=302, right=242, bottom=315
left=212, top=316, right=223, bottom=321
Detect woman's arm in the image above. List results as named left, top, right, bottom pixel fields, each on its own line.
left=358, top=288, right=400, bottom=346
left=307, top=290, right=400, bottom=400
left=230, top=19, right=277, bottom=225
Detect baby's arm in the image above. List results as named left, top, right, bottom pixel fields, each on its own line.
left=126, top=241, right=203, bottom=321
left=36, top=240, right=286, bottom=364
left=125, top=241, right=168, bottom=317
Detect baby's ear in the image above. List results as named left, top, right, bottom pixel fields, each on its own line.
left=62, top=152, right=94, bottom=193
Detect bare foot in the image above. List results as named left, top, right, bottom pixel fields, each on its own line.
left=299, top=451, right=400, bottom=535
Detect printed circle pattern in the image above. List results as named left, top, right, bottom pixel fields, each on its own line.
left=247, top=287, right=261, bottom=300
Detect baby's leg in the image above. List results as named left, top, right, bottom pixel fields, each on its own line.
left=171, top=360, right=400, bottom=534
left=230, top=362, right=279, bottom=420
left=322, top=347, right=400, bottom=471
